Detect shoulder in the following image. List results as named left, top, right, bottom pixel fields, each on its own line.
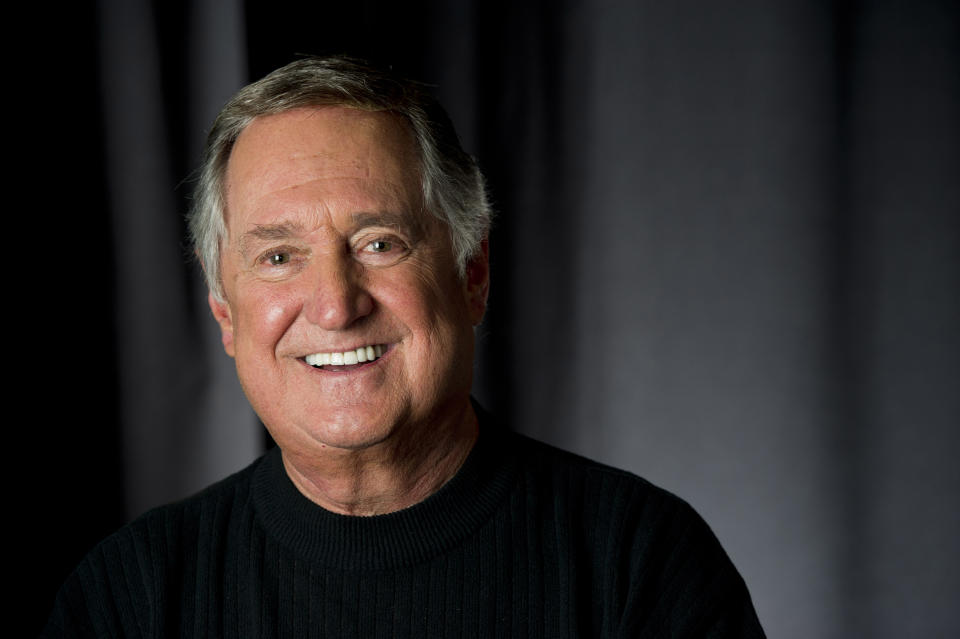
left=42, top=453, right=268, bottom=638
left=104, top=451, right=265, bottom=559
left=497, top=427, right=717, bottom=563
left=510, top=429, right=691, bottom=521
left=476, top=408, right=734, bottom=560
left=504, top=430, right=765, bottom=637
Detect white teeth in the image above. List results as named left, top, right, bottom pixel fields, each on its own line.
left=305, top=344, right=387, bottom=368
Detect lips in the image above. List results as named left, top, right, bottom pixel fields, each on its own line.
left=304, top=343, right=387, bottom=368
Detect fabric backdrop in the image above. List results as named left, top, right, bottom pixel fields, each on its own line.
left=29, top=1, right=958, bottom=637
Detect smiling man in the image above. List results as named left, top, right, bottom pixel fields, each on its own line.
left=211, top=105, right=485, bottom=516
left=45, top=57, right=765, bottom=637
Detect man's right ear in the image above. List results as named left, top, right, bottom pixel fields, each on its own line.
left=208, top=291, right=236, bottom=358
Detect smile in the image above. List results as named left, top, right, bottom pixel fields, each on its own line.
left=304, top=344, right=387, bottom=367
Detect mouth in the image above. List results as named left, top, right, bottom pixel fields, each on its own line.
left=303, top=343, right=389, bottom=371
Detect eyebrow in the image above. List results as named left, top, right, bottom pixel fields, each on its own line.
left=238, top=221, right=308, bottom=256
left=349, top=211, right=425, bottom=238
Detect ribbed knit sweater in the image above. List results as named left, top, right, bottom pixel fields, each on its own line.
left=44, top=418, right=765, bottom=638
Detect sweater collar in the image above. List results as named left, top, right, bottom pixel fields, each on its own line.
left=251, top=408, right=517, bottom=570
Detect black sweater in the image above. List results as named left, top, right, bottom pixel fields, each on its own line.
left=44, top=422, right=765, bottom=638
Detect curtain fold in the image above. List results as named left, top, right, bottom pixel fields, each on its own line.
left=99, top=0, right=258, bottom=518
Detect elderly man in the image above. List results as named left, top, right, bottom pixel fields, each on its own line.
left=46, top=57, right=764, bottom=637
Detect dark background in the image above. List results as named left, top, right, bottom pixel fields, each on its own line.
left=23, top=1, right=958, bottom=637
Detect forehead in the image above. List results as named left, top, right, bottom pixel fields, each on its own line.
left=224, top=107, right=421, bottom=230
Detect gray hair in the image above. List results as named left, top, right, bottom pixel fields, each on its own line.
left=190, top=56, right=492, bottom=301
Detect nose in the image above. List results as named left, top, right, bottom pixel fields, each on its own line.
left=304, top=254, right=374, bottom=330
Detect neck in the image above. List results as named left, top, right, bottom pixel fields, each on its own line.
left=280, top=401, right=480, bottom=516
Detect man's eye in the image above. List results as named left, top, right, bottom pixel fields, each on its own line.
left=266, top=252, right=290, bottom=265
left=354, top=236, right=408, bottom=265
left=252, top=247, right=305, bottom=280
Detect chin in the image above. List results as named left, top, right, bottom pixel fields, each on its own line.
left=296, top=407, right=401, bottom=452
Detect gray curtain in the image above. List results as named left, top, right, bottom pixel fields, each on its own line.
left=87, top=1, right=959, bottom=637
left=99, top=0, right=260, bottom=513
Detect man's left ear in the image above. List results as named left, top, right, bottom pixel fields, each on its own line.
left=464, top=238, right=490, bottom=325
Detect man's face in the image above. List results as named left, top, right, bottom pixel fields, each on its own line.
left=210, top=107, right=488, bottom=454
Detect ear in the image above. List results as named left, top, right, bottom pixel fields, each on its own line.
left=208, top=290, right=236, bottom=358
left=463, top=238, right=490, bottom=325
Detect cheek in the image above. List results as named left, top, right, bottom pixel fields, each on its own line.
left=389, top=268, right=473, bottom=362
left=236, top=286, right=302, bottom=349
left=266, top=303, right=287, bottom=326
